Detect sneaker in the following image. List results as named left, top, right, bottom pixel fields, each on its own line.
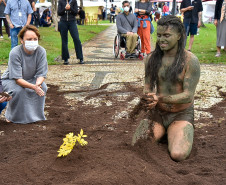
left=215, top=52, right=221, bottom=57
left=79, top=59, right=84, bottom=64
left=63, top=60, right=69, bottom=65
left=8, top=36, right=11, bottom=39
left=0, top=36, right=3, bottom=39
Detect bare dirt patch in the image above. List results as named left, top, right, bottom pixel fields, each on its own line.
left=0, top=84, right=225, bottom=185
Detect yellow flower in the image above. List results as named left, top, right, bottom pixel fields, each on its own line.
left=57, top=129, right=88, bottom=157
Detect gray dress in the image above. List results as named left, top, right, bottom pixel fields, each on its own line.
left=217, top=2, right=226, bottom=47
left=2, top=45, right=48, bottom=124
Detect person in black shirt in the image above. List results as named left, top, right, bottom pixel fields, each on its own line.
left=110, top=4, right=116, bottom=23
left=180, top=0, right=203, bottom=51
left=78, top=6, right=85, bottom=25
left=58, top=0, right=84, bottom=65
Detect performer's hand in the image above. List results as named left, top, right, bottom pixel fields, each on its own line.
left=34, top=85, right=45, bottom=96
left=214, top=19, right=218, bottom=27
left=144, top=93, right=158, bottom=110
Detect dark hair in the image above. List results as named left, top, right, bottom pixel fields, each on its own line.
left=18, top=25, right=40, bottom=40
left=122, top=1, right=130, bottom=6
left=146, top=15, right=186, bottom=91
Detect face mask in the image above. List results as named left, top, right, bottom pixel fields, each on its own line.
left=24, top=40, right=39, bottom=51
left=124, top=6, right=129, bottom=12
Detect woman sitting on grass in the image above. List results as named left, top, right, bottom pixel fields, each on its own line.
left=1, top=25, right=48, bottom=124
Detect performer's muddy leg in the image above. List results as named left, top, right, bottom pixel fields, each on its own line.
left=131, top=119, right=150, bottom=146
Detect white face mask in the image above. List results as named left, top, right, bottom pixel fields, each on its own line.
left=24, top=40, right=39, bottom=51
left=124, top=6, right=130, bottom=12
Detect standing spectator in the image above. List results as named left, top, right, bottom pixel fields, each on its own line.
left=28, top=0, right=36, bottom=25
left=78, top=6, right=85, bottom=25
left=110, top=4, right=116, bottom=23
left=1, top=25, right=48, bottom=124
left=162, top=2, right=169, bottom=16
left=135, top=0, right=152, bottom=55
left=180, top=0, right=203, bottom=51
left=58, top=0, right=84, bottom=65
left=0, top=0, right=10, bottom=38
left=214, top=0, right=226, bottom=57
left=4, top=0, right=33, bottom=49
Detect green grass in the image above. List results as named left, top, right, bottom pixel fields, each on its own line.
left=0, top=25, right=109, bottom=65
left=151, top=22, right=225, bottom=64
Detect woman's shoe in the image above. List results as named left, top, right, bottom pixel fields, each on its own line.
left=63, top=60, right=69, bottom=65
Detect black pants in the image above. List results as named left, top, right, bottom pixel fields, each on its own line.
left=58, top=20, right=83, bottom=60
left=0, top=18, right=10, bottom=37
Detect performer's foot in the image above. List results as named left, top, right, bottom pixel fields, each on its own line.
left=131, top=119, right=150, bottom=146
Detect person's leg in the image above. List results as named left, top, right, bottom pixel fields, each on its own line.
left=143, top=21, right=151, bottom=54
left=188, top=23, right=198, bottom=51
left=167, top=121, right=194, bottom=161
left=130, top=33, right=138, bottom=54
left=59, top=21, right=69, bottom=61
left=0, top=102, right=7, bottom=114
left=68, top=21, right=83, bottom=61
left=125, top=34, right=133, bottom=54
left=151, top=121, right=166, bottom=141
left=188, top=35, right=194, bottom=51
left=10, top=27, right=20, bottom=49
left=183, top=22, right=190, bottom=48
left=137, top=26, right=145, bottom=54
left=0, top=18, right=3, bottom=36
left=3, top=18, right=10, bottom=37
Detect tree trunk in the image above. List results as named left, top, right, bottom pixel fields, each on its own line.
left=80, top=0, right=83, bottom=8
left=51, top=0, right=58, bottom=32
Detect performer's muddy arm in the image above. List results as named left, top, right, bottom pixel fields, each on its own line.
left=160, top=56, right=200, bottom=104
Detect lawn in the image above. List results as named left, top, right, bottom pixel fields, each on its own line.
left=0, top=25, right=109, bottom=65
left=0, top=23, right=225, bottom=64
left=151, top=22, right=225, bottom=64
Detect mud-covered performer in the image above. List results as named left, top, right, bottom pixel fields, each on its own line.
left=132, top=15, right=200, bottom=162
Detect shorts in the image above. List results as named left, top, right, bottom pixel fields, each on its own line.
left=149, top=105, right=194, bottom=129
left=184, top=23, right=198, bottom=36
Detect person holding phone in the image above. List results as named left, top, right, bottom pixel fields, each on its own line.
left=0, top=71, right=11, bottom=114
left=1, top=25, right=48, bottom=124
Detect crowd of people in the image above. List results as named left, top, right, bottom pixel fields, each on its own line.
left=0, top=0, right=225, bottom=162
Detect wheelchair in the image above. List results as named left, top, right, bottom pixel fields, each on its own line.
left=113, top=33, right=144, bottom=60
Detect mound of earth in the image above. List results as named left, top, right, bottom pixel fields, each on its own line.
left=0, top=84, right=225, bottom=185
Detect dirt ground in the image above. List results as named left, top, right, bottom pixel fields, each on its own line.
left=0, top=83, right=225, bottom=185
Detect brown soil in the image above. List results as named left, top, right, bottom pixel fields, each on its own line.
left=0, top=84, right=225, bottom=185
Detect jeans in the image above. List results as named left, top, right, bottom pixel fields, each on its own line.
left=58, top=20, right=83, bottom=61
left=0, top=102, right=7, bottom=114
left=10, top=27, right=22, bottom=50
left=0, top=18, right=10, bottom=37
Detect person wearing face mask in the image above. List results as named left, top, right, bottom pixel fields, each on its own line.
left=116, top=1, right=138, bottom=56
left=1, top=25, right=48, bottom=124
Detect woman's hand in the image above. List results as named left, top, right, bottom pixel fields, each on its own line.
left=214, top=19, right=218, bottom=27
left=144, top=93, right=158, bottom=110
left=34, top=85, right=45, bottom=97
left=0, top=95, right=12, bottom=103
left=65, top=3, right=70, bottom=10
left=135, top=8, right=139, bottom=13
